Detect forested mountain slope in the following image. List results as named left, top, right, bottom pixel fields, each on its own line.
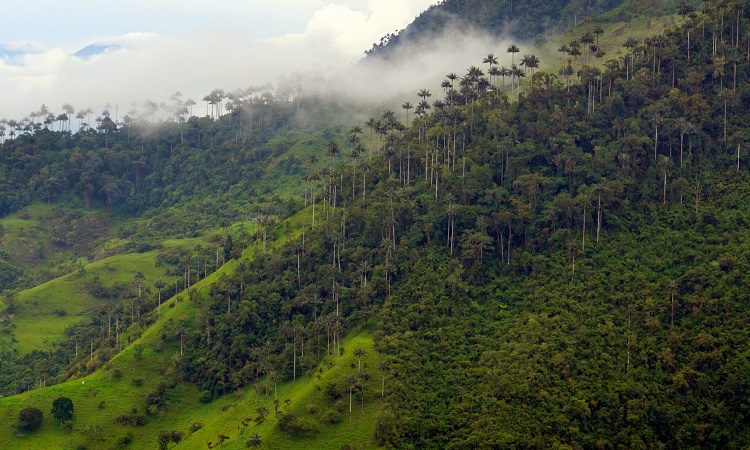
left=365, top=0, right=646, bottom=58
left=2, top=0, right=750, bottom=448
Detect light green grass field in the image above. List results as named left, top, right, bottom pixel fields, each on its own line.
left=0, top=207, right=384, bottom=449
left=2, top=240, right=196, bottom=354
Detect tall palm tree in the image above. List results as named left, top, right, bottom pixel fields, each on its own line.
left=353, top=347, right=367, bottom=372
left=675, top=117, right=696, bottom=168
left=499, top=66, right=511, bottom=91
left=668, top=279, right=679, bottom=327
left=623, top=37, right=640, bottom=79
left=593, top=25, right=605, bottom=47
left=418, top=89, right=432, bottom=102
left=483, top=53, right=498, bottom=72
left=446, top=73, right=458, bottom=89
left=507, top=44, right=520, bottom=65
left=154, top=280, right=166, bottom=319
left=345, top=375, right=357, bottom=415
left=401, top=102, right=414, bottom=128
left=580, top=32, right=595, bottom=64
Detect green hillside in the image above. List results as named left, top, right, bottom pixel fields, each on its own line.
left=2, top=0, right=750, bottom=448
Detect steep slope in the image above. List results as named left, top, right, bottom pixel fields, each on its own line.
left=1, top=1, right=750, bottom=448
left=0, top=209, right=385, bottom=449
left=366, top=0, right=630, bottom=58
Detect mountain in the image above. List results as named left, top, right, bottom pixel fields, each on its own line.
left=2, top=0, right=750, bottom=448
left=73, top=43, right=122, bottom=59
left=365, top=0, right=628, bottom=59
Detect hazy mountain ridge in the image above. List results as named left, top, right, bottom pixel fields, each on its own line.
left=365, top=0, right=629, bottom=59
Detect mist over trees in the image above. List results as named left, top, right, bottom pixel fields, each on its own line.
left=2, top=0, right=750, bottom=447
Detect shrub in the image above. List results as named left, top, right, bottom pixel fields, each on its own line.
left=324, top=381, right=341, bottom=400
left=115, top=413, right=147, bottom=426
left=18, top=407, right=43, bottom=431
left=189, top=422, right=203, bottom=433
left=254, top=406, right=268, bottom=424
left=324, top=409, right=342, bottom=424
left=199, top=390, right=212, bottom=403
left=277, top=412, right=319, bottom=436
left=115, top=433, right=133, bottom=446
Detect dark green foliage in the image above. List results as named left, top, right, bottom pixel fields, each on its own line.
left=224, top=234, right=233, bottom=262
left=115, top=413, right=147, bottom=427
left=18, top=406, right=43, bottom=431
left=145, top=381, right=170, bottom=414
left=277, top=411, right=319, bottom=436
left=254, top=406, right=268, bottom=424
left=2, top=2, right=750, bottom=448
left=245, top=432, right=262, bottom=447
left=324, top=381, right=341, bottom=400
left=51, top=397, right=73, bottom=425
left=114, top=433, right=133, bottom=446
left=324, top=409, right=342, bottom=424
left=199, top=390, right=212, bottom=403
left=157, top=429, right=184, bottom=450
left=367, top=0, right=628, bottom=58
left=0, top=261, right=22, bottom=290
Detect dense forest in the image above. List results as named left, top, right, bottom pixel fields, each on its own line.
left=3, top=0, right=750, bottom=447
left=365, top=0, right=630, bottom=57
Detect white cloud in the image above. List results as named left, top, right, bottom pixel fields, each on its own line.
left=0, top=1, right=437, bottom=120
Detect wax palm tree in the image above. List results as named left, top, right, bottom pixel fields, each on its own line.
left=580, top=32, right=595, bottom=64
left=593, top=25, right=605, bottom=47
left=499, top=66, right=511, bottom=91
left=345, top=375, right=357, bottom=415
left=483, top=53, right=498, bottom=72
left=154, top=280, right=166, bottom=319
left=668, top=279, right=679, bottom=327
left=418, top=89, right=432, bottom=104
left=521, top=54, right=540, bottom=88
left=558, top=44, right=570, bottom=59
left=353, top=347, right=367, bottom=372
left=247, top=433, right=262, bottom=447
left=378, top=359, right=389, bottom=397
left=675, top=117, right=696, bottom=168
left=446, top=72, right=458, bottom=89
left=623, top=37, right=640, bottom=79
left=488, top=66, right=501, bottom=92
left=401, top=102, right=413, bottom=128
left=507, top=44, right=520, bottom=65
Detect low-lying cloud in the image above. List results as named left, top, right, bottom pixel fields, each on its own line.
left=0, top=0, right=525, bottom=125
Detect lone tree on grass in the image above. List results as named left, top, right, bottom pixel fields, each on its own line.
left=158, top=430, right=185, bottom=450
left=18, top=407, right=43, bottom=431
left=246, top=432, right=262, bottom=447
left=51, top=397, right=74, bottom=425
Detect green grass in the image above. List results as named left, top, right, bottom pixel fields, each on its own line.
left=0, top=207, right=384, bottom=449
left=181, top=329, right=382, bottom=450
left=1, top=230, right=210, bottom=354
left=531, top=13, right=683, bottom=79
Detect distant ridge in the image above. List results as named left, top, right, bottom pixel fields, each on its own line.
left=365, top=0, right=627, bottom=59
left=73, top=43, right=122, bottom=59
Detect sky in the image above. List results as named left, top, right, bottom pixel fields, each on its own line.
left=0, top=0, right=436, bottom=121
